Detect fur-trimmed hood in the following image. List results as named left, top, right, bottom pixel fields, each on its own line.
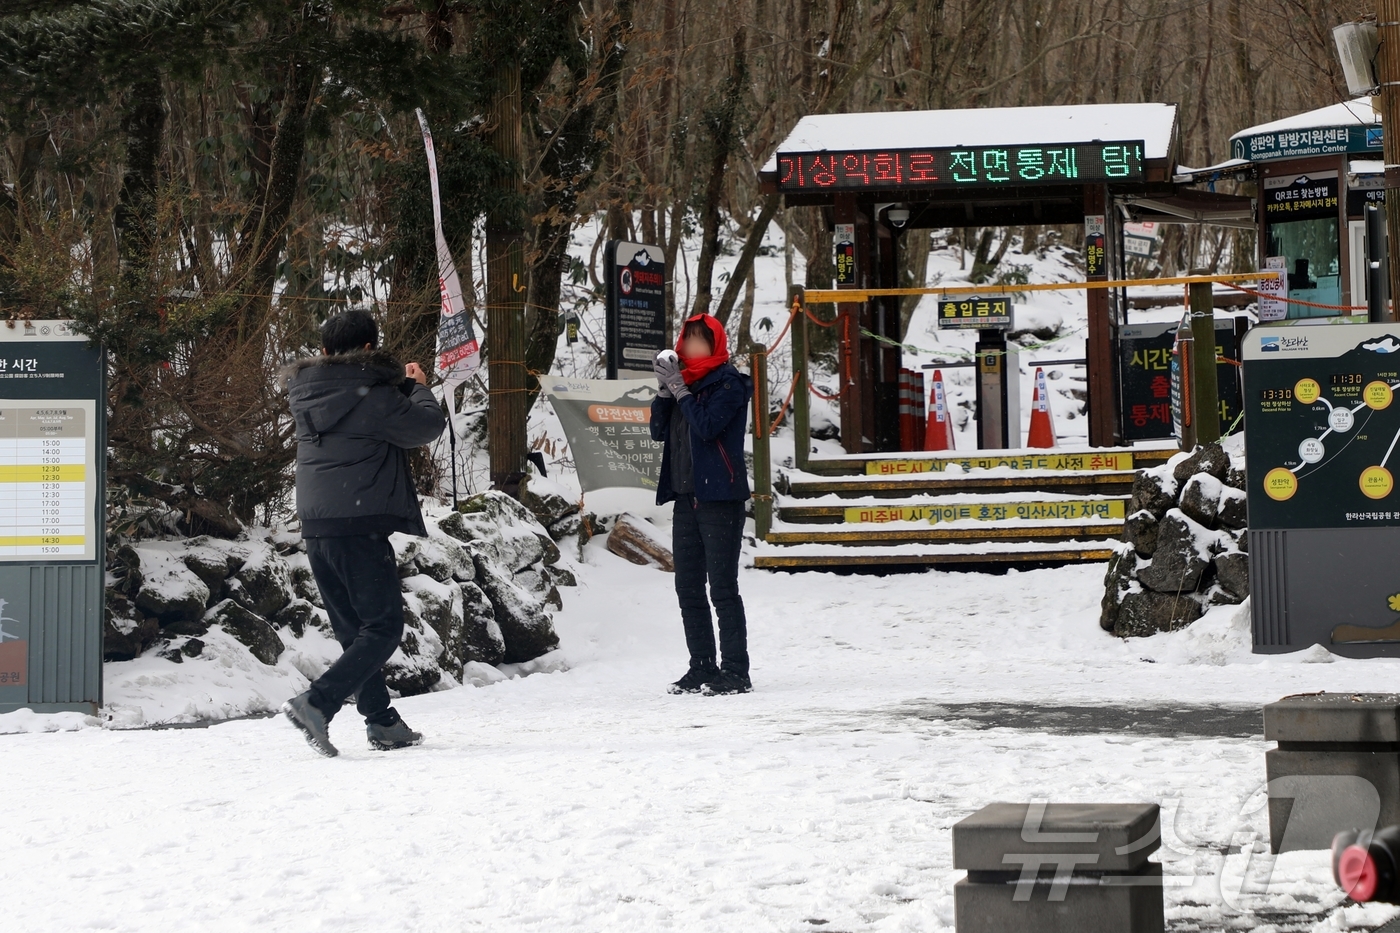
left=280, top=348, right=406, bottom=391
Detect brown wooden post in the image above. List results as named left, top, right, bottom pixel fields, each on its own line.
left=1084, top=185, right=1118, bottom=447
left=485, top=60, right=529, bottom=489
left=790, top=286, right=811, bottom=471
left=751, top=350, right=772, bottom=539
left=834, top=192, right=863, bottom=453
left=1189, top=272, right=1221, bottom=445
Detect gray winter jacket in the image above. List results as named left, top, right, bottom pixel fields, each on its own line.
left=284, top=350, right=446, bottom=538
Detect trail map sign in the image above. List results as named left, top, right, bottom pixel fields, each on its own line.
left=0, top=321, right=105, bottom=714
left=776, top=141, right=1144, bottom=192
left=604, top=240, right=667, bottom=379
left=1243, top=322, right=1400, bottom=657
left=542, top=377, right=661, bottom=492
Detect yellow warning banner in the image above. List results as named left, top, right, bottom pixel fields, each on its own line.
left=843, top=499, right=1127, bottom=524
left=864, top=452, right=1134, bottom=476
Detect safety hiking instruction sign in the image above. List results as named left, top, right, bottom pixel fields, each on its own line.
left=542, top=377, right=662, bottom=493
left=1243, top=323, right=1400, bottom=529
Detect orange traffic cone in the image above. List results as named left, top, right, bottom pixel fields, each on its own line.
left=1027, top=366, right=1057, bottom=448
left=923, top=369, right=955, bottom=451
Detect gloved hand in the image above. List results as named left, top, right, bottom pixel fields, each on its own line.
left=654, top=351, right=689, bottom=400
left=656, top=382, right=672, bottom=399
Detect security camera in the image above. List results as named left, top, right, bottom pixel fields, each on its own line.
left=887, top=207, right=911, bottom=229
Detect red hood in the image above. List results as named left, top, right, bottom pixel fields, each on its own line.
left=676, top=313, right=730, bottom=385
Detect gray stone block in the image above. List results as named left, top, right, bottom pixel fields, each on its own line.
left=954, top=863, right=1164, bottom=933
left=1264, top=693, right=1400, bottom=743
left=952, top=803, right=1160, bottom=873
left=1265, top=749, right=1394, bottom=853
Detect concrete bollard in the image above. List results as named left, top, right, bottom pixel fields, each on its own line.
left=952, top=802, right=1164, bottom=933
left=1264, top=693, right=1398, bottom=853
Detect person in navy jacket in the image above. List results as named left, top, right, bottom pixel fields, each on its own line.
left=651, top=314, right=754, bottom=695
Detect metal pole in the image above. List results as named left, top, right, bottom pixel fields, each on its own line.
left=751, top=350, right=772, bottom=540
left=1189, top=273, right=1220, bottom=445
left=1379, top=1, right=1400, bottom=318
left=791, top=286, right=810, bottom=471
left=1368, top=202, right=1390, bottom=322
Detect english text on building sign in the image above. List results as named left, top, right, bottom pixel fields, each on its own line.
left=777, top=141, right=1146, bottom=191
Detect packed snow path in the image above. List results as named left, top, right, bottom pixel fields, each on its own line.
left=8, top=542, right=1400, bottom=931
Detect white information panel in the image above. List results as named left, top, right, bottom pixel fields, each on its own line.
left=0, top=400, right=96, bottom=560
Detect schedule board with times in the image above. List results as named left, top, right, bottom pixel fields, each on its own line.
left=0, top=401, right=96, bottom=559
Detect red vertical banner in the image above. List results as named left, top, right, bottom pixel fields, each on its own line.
left=0, top=639, right=26, bottom=687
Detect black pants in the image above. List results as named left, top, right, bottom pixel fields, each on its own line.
left=672, top=496, right=749, bottom=676
left=305, top=534, right=403, bottom=726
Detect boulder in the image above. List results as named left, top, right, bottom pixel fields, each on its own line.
left=1224, top=465, right=1248, bottom=491
left=1215, top=549, right=1250, bottom=600
left=439, top=492, right=549, bottom=573
left=1218, top=487, right=1248, bottom=530
left=1100, top=546, right=1137, bottom=631
left=110, top=544, right=143, bottom=596
left=103, top=606, right=158, bottom=661
left=182, top=549, right=232, bottom=597
left=547, top=512, right=583, bottom=541
left=476, top=555, right=559, bottom=663
left=460, top=580, right=505, bottom=666
left=1123, top=509, right=1159, bottom=556
left=181, top=637, right=205, bottom=658
left=410, top=535, right=475, bottom=583
left=402, top=574, right=465, bottom=680
left=545, top=564, right=578, bottom=588
left=382, top=612, right=444, bottom=696
left=273, top=598, right=320, bottom=637
left=228, top=545, right=292, bottom=619
left=1179, top=473, right=1223, bottom=528
left=1128, top=469, right=1176, bottom=519
left=1173, top=441, right=1230, bottom=484
left=606, top=514, right=675, bottom=571
left=1115, top=590, right=1204, bottom=637
left=133, top=549, right=211, bottom=625
left=1136, top=509, right=1211, bottom=594
left=288, top=561, right=322, bottom=608
left=519, top=473, right=579, bottom=528
left=207, top=599, right=284, bottom=665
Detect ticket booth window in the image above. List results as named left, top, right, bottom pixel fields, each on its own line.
left=1266, top=215, right=1340, bottom=318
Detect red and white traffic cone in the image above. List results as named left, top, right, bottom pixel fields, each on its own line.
left=1334, top=826, right=1400, bottom=903
left=1027, top=367, right=1057, bottom=449
left=923, top=369, right=954, bottom=451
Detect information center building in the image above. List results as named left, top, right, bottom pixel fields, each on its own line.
left=760, top=103, right=1258, bottom=453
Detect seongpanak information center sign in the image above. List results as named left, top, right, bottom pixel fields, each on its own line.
left=1244, top=322, right=1400, bottom=657
left=542, top=377, right=662, bottom=493
left=0, top=321, right=106, bottom=714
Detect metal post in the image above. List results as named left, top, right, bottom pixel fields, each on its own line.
left=791, top=286, right=810, bottom=471
left=751, top=350, right=772, bottom=539
left=1368, top=202, right=1390, bottom=323
left=1189, top=273, right=1220, bottom=445
left=1378, top=1, right=1400, bottom=318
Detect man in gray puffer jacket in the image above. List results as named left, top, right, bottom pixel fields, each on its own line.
left=280, top=310, right=445, bottom=757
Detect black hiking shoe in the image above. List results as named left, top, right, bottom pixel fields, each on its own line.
left=283, top=692, right=338, bottom=758
left=367, top=715, right=423, bottom=751
left=668, top=666, right=719, bottom=695
left=700, top=671, right=753, bottom=696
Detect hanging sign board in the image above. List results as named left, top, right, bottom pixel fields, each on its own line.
left=542, top=377, right=662, bottom=493
left=604, top=240, right=667, bottom=379
left=1258, top=257, right=1289, bottom=323
left=1120, top=320, right=1241, bottom=441
left=936, top=296, right=1012, bottom=330
left=1085, top=215, right=1107, bottom=277
left=834, top=223, right=856, bottom=286
left=777, top=141, right=1145, bottom=191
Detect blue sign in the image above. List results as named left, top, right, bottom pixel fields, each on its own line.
left=1232, top=124, right=1381, bottom=162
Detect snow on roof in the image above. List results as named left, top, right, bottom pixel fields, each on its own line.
left=761, top=103, right=1178, bottom=172
left=1230, top=98, right=1379, bottom=142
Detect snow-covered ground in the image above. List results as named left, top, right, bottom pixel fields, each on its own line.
left=8, top=534, right=1400, bottom=931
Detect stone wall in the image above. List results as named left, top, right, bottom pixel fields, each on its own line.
left=104, top=490, right=575, bottom=696
left=1100, top=441, right=1249, bottom=637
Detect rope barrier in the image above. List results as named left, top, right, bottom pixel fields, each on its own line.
left=809, top=383, right=841, bottom=401
left=799, top=271, right=1281, bottom=305
left=1220, top=281, right=1368, bottom=312
left=768, top=371, right=801, bottom=435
